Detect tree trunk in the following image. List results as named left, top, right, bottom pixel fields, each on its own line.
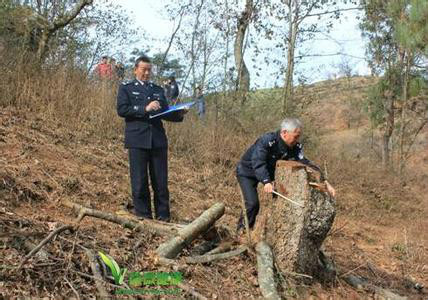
left=35, top=0, right=93, bottom=62
left=398, top=53, right=411, bottom=174
left=382, top=91, right=394, bottom=168
left=265, top=161, right=336, bottom=278
left=234, top=0, right=252, bottom=103
left=283, top=0, right=297, bottom=114
left=190, top=0, right=205, bottom=92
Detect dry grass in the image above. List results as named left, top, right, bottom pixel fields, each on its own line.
left=1, top=54, right=427, bottom=299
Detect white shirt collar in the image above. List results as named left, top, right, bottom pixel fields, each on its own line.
left=136, top=79, right=146, bottom=86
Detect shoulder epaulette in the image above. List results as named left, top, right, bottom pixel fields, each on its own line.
left=121, top=79, right=133, bottom=85
left=149, top=82, right=163, bottom=90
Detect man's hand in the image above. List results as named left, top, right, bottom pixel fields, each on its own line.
left=325, top=181, right=336, bottom=197
left=145, top=101, right=161, bottom=112
left=264, top=182, right=274, bottom=194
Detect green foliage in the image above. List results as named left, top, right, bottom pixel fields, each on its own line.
left=395, top=0, right=428, bottom=54
left=365, top=67, right=402, bottom=127
left=409, top=74, right=427, bottom=97
left=151, top=52, right=185, bottom=80
left=366, top=82, right=386, bottom=127
left=98, top=251, right=127, bottom=285
left=360, top=0, right=402, bottom=74
left=363, top=0, right=428, bottom=59
left=0, top=0, right=141, bottom=67
left=0, top=1, right=37, bottom=49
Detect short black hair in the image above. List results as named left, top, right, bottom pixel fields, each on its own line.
left=168, top=75, right=175, bottom=81
left=134, top=55, right=151, bottom=68
left=102, top=56, right=108, bottom=59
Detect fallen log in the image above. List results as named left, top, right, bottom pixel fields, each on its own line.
left=256, top=241, right=281, bottom=300
left=63, top=200, right=181, bottom=237
left=156, top=203, right=225, bottom=259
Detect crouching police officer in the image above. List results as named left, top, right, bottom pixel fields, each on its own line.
left=236, top=117, right=336, bottom=232
left=117, top=55, right=186, bottom=222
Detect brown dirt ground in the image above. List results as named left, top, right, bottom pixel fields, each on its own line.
left=1, top=77, right=427, bottom=299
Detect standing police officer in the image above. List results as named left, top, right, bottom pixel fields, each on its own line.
left=117, top=56, right=186, bottom=222
left=164, top=75, right=179, bottom=104
left=236, top=118, right=336, bottom=232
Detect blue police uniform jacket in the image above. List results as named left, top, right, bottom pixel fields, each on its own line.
left=117, top=79, right=183, bottom=149
left=170, top=81, right=179, bottom=99
left=236, top=131, right=323, bottom=184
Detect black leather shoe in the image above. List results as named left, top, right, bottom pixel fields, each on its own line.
left=133, top=209, right=152, bottom=220
left=157, top=217, right=170, bottom=223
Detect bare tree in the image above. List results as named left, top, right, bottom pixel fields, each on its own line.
left=6, top=0, right=93, bottom=61
left=234, top=0, right=254, bottom=103
left=159, top=5, right=188, bottom=76
left=2, top=0, right=140, bottom=69
left=253, top=0, right=361, bottom=113
left=37, top=0, right=93, bottom=61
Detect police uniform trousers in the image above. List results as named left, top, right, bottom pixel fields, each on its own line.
left=236, top=174, right=260, bottom=230
left=128, top=147, right=170, bottom=221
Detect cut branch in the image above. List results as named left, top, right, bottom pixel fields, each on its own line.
left=319, top=251, right=408, bottom=300
left=177, top=283, right=208, bottom=300
left=206, top=242, right=233, bottom=255
left=17, top=225, right=73, bottom=270
left=186, top=246, right=247, bottom=264
left=63, top=200, right=181, bottom=237
left=256, top=241, right=280, bottom=300
left=342, top=273, right=408, bottom=300
left=156, top=203, right=225, bottom=259
left=156, top=246, right=247, bottom=267
left=12, top=237, right=50, bottom=261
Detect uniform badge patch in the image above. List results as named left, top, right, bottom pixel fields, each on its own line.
left=298, top=149, right=304, bottom=160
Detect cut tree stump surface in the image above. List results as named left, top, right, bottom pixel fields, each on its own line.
left=265, top=161, right=336, bottom=277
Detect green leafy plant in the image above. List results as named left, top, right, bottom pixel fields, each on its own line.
left=98, top=251, right=127, bottom=285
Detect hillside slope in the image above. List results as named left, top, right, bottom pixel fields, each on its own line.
left=1, top=77, right=427, bottom=299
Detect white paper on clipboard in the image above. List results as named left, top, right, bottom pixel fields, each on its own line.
left=149, top=101, right=195, bottom=119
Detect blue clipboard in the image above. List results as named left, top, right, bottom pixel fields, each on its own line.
left=149, top=101, right=195, bottom=119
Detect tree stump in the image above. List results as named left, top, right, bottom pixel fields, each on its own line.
left=265, top=161, right=336, bottom=278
